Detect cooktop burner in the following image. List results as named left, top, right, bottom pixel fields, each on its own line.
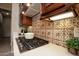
left=16, top=37, right=48, bottom=53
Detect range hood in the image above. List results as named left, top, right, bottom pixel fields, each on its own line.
left=24, top=3, right=40, bottom=17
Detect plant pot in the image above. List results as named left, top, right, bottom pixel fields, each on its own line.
left=77, top=50, right=79, bottom=56
left=68, top=48, right=77, bottom=55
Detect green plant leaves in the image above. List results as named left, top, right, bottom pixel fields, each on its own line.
left=65, top=37, right=79, bottom=50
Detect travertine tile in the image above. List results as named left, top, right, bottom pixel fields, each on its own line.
left=46, top=21, right=54, bottom=29
left=32, top=17, right=79, bottom=48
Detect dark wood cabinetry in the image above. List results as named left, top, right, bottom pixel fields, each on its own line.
left=20, top=14, right=32, bottom=26
left=41, top=3, right=75, bottom=19
left=73, top=4, right=79, bottom=16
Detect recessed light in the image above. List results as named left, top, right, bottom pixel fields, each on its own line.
left=26, top=3, right=30, bottom=7
left=6, top=13, right=9, bottom=15
left=22, top=11, right=25, bottom=15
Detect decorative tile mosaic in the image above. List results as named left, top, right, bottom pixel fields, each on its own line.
left=46, top=21, right=54, bottom=29
left=46, top=30, right=53, bottom=42
left=40, top=20, right=46, bottom=29
left=73, top=17, right=79, bottom=27
left=53, top=29, right=64, bottom=41
left=32, top=17, right=79, bottom=48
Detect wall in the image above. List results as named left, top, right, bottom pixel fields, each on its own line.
left=74, top=17, right=79, bottom=37
left=11, top=3, right=20, bottom=54
left=3, top=16, right=11, bottom=37
left=53, top=18, right=74, bottom=47
left=11, top=3, right=21, bottom=35
left=0, top=13, right=3, bottom=38
left=32, top=17, right=79, bottom=48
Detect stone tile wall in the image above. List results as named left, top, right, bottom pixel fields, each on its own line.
left=32, top=17, right=79, bottom=48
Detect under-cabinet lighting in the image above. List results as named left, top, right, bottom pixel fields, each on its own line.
left=50, top=11, right=74, bottom=21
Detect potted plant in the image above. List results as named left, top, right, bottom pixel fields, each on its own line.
left=65, top=37, right=79, bottom=55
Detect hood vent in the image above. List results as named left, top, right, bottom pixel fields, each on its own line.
left=24, top=3, right=40, bottom=17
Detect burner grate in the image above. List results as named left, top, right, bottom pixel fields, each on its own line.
left=16, top=37, right=48, bottom=53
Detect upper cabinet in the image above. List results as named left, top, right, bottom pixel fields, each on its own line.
left=20, top=3, right=79, bottom=23
left=41, top=3, right=77, bottom=19
left=41, top=3, right=65, bottom=15
left=20, top=14, right=32, bottom=26
left=72, top=4, right=79, bottom=16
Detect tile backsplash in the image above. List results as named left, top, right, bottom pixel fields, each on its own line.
left=32, top=17, right=79, bottom=48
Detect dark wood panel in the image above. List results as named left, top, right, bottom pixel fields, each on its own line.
left=43, top=3, right=54, bottom=8
left=41, top=4, right=46, bottom=14
left=72, top=4, right=79, bottom=16
left=21, top=15, right=32, bottom=26
left=43, top=3, right=65, bottom=14
left=42, top=3, right=65, bottom=14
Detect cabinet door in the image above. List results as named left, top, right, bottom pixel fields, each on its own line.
left=22, top=15, right=32, bottom=26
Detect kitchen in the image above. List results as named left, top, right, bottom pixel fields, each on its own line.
left=12, top=3, right=79, bottom=56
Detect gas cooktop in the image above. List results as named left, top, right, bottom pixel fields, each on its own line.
left=16, top=37, right=48, bottom=53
